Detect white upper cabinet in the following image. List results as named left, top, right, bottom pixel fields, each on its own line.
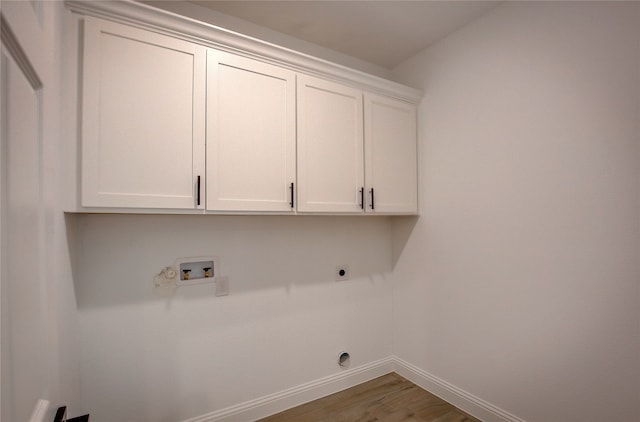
left=206, top=50, right=296, bottom=212
left=297, top=75, right=364, bottom=213
left=70, top=2, right=422, bottom=215
left=364, top=94, right=418, bottom=214
left=81, top=17, right=206, bottom=209
left=297, top=76, right=418, bottom=214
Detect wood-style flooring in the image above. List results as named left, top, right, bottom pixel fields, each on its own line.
left=258, top=373, right=481, bottom=422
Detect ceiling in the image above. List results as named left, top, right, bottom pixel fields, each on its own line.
left=189, top=1, right=501, bottom=69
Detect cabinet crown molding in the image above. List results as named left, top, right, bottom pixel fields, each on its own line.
left=65, top=0, right=422, bottom=104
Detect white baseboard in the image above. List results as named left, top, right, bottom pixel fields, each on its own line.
left=181, top=356, right=395, bottom=422
left=181, top=356, right=525, bottom=422
left=391, top=357, right=526, bottom=422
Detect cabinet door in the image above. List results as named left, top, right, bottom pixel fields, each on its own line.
left=297, top=75, right=364, bottom=213
left=364, top=94, right=418, bottom=214
left=206, top=51, right=296, bottom=212
left=82, top=17, right=206, bottom=209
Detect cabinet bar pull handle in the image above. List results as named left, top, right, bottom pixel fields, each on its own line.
left=370, top=188, right=375, bottom=210
left=359, top=187, right=364, bottom=209
left=289, top=182, right=294, bottom=208
left=197, top=175, right=201, bottom=206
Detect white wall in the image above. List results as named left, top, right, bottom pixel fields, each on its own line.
left=73, top=214, right=393, bottom=421
left=1, top=1, right=81, bottom=420
left=44, top=2, right=83, bottom=417
left=392, top=2, right=640, bottom=421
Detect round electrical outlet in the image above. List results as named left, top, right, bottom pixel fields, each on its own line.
left=335, top=265, right=350, bottom=281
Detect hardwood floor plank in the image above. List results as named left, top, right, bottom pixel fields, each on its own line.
left=258, top=373, right=481, bottom=422
left=408, top=393, right=455, bottom=420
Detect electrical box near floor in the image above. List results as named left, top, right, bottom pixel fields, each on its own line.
left=175, top=256, right=218, bottom=286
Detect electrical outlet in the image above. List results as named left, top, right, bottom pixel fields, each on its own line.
left=335, top=265, right=349, bottom=281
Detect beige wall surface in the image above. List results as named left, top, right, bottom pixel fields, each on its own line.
left=392, top=2, right=640, bottom=421
left=73, top=214, right=394, bottom=421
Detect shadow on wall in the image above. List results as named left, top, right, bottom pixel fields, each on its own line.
left=65, top=213, right=80, bottom=303
left=66, top=213, right=396, bottom=310
left=391, top=216, right=419, bottom=268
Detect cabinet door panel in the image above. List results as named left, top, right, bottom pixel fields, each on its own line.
left=82, top=17, right=205, bottom=209
left=364, top=94, right=417, bottom=214
left=206, top=51, right=295, bottom=211
left=297, top=75, right=363, bottom=212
